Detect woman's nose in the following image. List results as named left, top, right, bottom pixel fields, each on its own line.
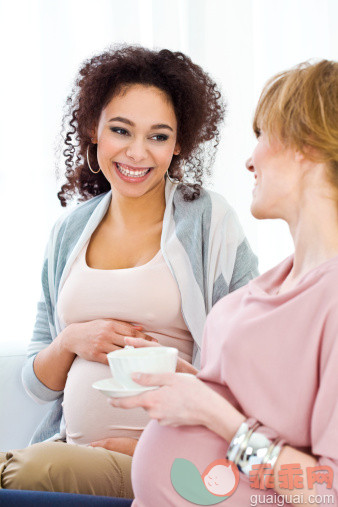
left=246, top=157, right=254, bottom=172
left=126, top=138, right=147, bottom=162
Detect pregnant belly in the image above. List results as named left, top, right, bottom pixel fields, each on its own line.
left=131, top=420, right=235, bottom=506
left=131, top=385, right=287, bottom=506
left=63, top=356, right=150, bottom=445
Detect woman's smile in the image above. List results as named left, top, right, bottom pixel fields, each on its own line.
left=114, top=162, right=153, bottom=183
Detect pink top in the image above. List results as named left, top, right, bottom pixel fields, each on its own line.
left=57, top=241, right=193, bottom=445
left=131, top=255, right=338, bottom=506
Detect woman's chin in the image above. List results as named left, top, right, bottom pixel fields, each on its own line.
left=250, top=202, right=269, bottom=220
left=251, top=204, right=280, bottom=221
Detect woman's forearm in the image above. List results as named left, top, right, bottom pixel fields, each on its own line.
left=273, top=446, right=318, bottom=506
left=204, top=395, right=324, bottom=506
left=33, top=326, right=76, bottom=391
left=201, top=388, right=246, bottom=441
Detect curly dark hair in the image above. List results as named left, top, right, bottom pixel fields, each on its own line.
left=57, top=45, right=225, bottom=206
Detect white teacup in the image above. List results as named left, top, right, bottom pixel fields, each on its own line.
left=107, top=345, right=178, bottom=390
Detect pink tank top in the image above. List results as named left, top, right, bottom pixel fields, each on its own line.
left=58, top=241, right=193, bottom=445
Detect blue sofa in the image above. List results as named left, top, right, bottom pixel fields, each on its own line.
left=0, top=490, right=133, bottom=506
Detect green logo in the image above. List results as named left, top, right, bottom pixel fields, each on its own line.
left=171, top=458, right=239, bottom=505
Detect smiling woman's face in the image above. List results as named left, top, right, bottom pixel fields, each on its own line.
left=93, top=84, right=180, bottom=199
left=246, top=130, right=304, bottom=221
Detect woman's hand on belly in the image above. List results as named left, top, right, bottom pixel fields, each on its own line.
left=89, top=437, right=138, bottom=456
left=124, top=337, right=197, bottom=375
left=62, top=319, right=156, bottom=364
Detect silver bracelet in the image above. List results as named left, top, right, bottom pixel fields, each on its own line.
left=262, top=437, right=283, bottom=468
left=227, top=421, right=284, bottom=480
left=226, top=420, right=261, bottom=464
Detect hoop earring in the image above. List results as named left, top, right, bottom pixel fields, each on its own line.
left=87, top=145, right=100, bottom=174
left=166, top=158, right=186, bottom=185
left=166, top=169, right=181, bottom=184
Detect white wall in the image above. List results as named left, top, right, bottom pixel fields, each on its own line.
left=0, top=0, right=337, bottom=343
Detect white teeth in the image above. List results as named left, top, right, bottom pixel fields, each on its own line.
left=116, top=163, right=150, bottom=178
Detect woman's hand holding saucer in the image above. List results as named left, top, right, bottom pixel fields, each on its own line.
left=109, top=371, right=220, bottom=428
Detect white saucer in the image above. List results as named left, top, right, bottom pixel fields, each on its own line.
left=92, top=377, right=157, bottom=398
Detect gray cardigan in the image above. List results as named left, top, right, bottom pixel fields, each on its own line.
left=22, top=181, right=258, bottom=443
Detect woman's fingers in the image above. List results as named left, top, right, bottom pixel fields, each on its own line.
left=109, top=392, right=149, bottom=409
left=131, top=372, right=174, bottom=386
left=98, top=319, right=158, bottom=345
left=104, top=320, right=157, bottom=343
left=109, top=320, right=145, bottom=337
left=119, top=325, right=156, bottom=341
left=111, top=332, right=157, bottom=347
left=124, top=336, right=159, bottom=348
left=135, top=331, right=158, bottom=342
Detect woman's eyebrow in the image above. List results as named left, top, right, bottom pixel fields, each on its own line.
left=108, top=116, right=133, bottom=126
left=108, top=116, right=173, bottom=132
left=151, top=123, right=173, bottom=132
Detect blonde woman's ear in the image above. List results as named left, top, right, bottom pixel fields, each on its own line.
left=294, top=150, right=306, bottom=163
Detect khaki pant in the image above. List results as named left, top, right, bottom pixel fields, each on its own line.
left=0, top=441, right=133, bottom=498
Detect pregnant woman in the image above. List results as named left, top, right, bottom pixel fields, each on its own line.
left=0, top=45, right=258, bottom=497
left=112, top=60, right=338, bottom=506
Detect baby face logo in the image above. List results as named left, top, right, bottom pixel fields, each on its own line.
left=171, top=458, right=240, bottom=505
left=202, top=460, right=239, bottom=497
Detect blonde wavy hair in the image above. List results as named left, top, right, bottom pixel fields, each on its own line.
left=253, top=60, right=338, bottom=187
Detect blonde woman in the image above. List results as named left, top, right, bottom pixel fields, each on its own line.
left=113, top=60, right=338, bottom=506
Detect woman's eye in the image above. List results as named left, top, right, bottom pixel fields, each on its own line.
left=151, top=134, right=169, bottom=142
left=110, top=127, right=129, bottom=136
left=254, top=127, right=261, bottom=138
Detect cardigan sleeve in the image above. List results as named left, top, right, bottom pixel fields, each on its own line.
left=21, top=291, right=64, bottom=404
left=21, top=224, right=64, bottom=404
left=211, top=207, right=259, bottom=306
left=229, top=236, right=259, bottom=292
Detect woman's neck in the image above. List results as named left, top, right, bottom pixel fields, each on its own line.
left=281, top=193, right=338, bottom=291
left=107, top=182, right=166, bottom=232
